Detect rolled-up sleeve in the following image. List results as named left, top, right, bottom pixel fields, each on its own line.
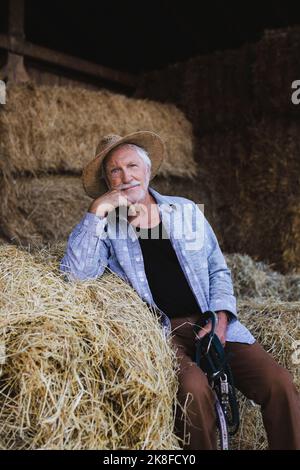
left=205, top=219, right=237, bottom=319
left=60, top=212, right=110, bottom=281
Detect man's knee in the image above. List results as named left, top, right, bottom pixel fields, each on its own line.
left=269, top=365, right=295, bottom=393
left=257, top=363, right=295, bottom=402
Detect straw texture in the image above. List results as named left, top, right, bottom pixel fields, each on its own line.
left=0, top=83, right=196, bottom=178
left=0, top=243, right=179, bottom=450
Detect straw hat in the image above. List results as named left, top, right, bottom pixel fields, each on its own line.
left=82, top=131, right=165, bottom=199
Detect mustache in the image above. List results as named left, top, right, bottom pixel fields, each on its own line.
left=118, top=182, right=141, bottom=191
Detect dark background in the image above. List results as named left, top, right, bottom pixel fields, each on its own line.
left=1, top=0, right=300, bottom=73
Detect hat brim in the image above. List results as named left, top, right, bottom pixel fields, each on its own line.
left=82, top=131, right=165, bottom=199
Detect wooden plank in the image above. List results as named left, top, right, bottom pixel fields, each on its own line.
left=0, top=34, right=137, bottom=88
left=0, top=0, right=29, bottom=82
left=9, top=0, right=25, bottom=38
left=0, top=51, right=29, bottom=82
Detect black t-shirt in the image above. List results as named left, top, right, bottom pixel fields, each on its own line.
left=135, top=220, right=202, bottom=318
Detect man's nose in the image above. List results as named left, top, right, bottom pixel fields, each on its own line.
left=122, top=169, right=133, bottom=183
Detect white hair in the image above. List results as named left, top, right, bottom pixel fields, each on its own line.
left=102, top=143, right=152, bottom=178
left=126, top=144, right=151, bottom=168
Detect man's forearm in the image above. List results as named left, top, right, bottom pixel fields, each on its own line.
left=60, top=212, right=109, bottom=280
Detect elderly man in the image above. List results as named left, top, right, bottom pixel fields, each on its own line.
left=60, top=131, right=300, bottom=450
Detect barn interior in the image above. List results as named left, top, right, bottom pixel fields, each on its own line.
left=0, top=0, right=300, bottom=451
left=1, top=0, right=300, bottom=272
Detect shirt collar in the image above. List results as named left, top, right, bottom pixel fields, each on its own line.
left=148, top=187, right=177, bottom=213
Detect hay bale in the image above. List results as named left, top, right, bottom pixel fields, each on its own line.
left=0, top=173, right=206, bottom=248
left=224, top=254, right=300, bottom=448
left=0, top=243, right=179, bottom=450
left=197, top=117, right=300, bottom=273
left=182, top=45, right=253, bottom=133
left=135, top=63, right=185, bottom=106
left=281, top=201, right=300, bottom=276
left=136, top=45, right=254, bottom=133
left=151, top=174, right=204, bottom=204
left=0, top=235, right=8, bottom=245
left=232, top=118, right=300, bottom=273
left=136, top=25, right=300, bottom=128
left=253, top=27, right=300, bottom=116
left=238, top=301, right=300, bottom=381
left=226, top=253, right=300, bottom=301
left=232, top=299, right=300, bottom=449
left=0, top=174, right=91, bottom=247
left=0, top=83, right=196, bottom=179
left=1, top=242, right=299, bottom=450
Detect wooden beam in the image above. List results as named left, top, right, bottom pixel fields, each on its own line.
left=0, top=52, right=29, bottom=82
left=9, top=0, right=25, bottom=38
left=0, top=34, right=137, bottom=88
left=0, top=0, right=29, bottom=83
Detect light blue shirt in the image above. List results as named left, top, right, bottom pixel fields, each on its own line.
left=60, top=187, right=255, bottom=344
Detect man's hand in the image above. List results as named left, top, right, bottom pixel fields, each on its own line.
left=196, top=311, right=229, bottom=346
left=88, top=189, right=131, bottom=219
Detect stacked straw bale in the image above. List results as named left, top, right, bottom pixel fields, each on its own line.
left=135, top=63, right=185, bottom=108
left=136, top=45, right=254, bottom=133
left=182, top=46, right=254, bottom=133
left=0, top=174, right=204, bottom=249
left=197, top=117, right=300, bottom=273
left=0, top=242, right=180, bottom=450
left=136, top=26, right=300, bottom=127
left=135, top=26, right=300, bottom=273
left=226, top=253, right=300, bottom=302
left=0, top=175, right=91, bottom=246
left=252, top=27, right=300, bottom=117
left=0, top=83, right=196, bottom=177
left=0, top=83, right=197, bottom=247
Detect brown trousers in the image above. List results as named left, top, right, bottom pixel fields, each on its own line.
left=171, top=313, right=300, bottom=450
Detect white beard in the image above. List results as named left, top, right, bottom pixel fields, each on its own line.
left=125, top=174, right=150, bottom=204
left=126, top=186, right=148, bottom=203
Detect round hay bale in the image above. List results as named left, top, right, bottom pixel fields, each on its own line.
left=0, top=83, right=196, bottom=179
left=0, top=244, right=179, bottom=450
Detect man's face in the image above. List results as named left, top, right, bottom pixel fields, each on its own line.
left=104, top=145, right=151, bottom=203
